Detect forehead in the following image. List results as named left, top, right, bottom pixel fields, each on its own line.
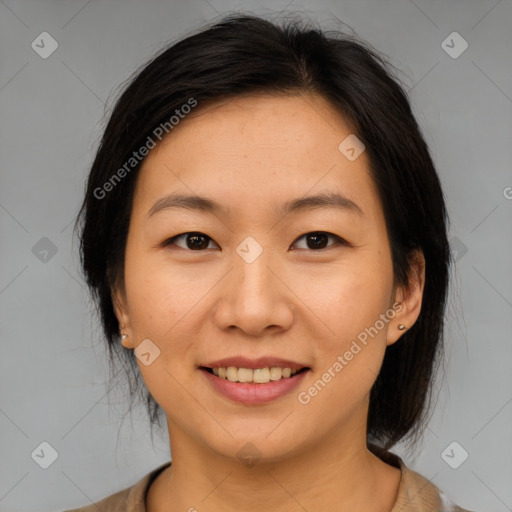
left=165, top=92, right=355, bottom=149
left=132, top=93, right=380, bottom=223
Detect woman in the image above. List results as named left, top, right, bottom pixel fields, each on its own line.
left=66, top=13, right=476, bottom=512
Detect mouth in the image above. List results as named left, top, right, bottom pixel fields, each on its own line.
left=199, top=362, right=311, bottom=404
left=199, top=365, right=310, bottom=384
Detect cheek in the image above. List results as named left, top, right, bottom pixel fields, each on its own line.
left=123, top=250, right=205, bottom=379
left=136, top=359, right=190, bottom=423
left=125, top=264, right=199, bottom=412
left=298, top=287, right=392, bottom=419
left=124, top=248, right=196, bottom=331
left=308, top=256, right=393, bottom=336
left=303, top=253, right=393, bottom=393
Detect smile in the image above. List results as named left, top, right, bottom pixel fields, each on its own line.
left=202, top=366, right=309, bottom=384
left=199, top=366, right=311, bottom=404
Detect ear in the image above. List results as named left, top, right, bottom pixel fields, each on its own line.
left=387, top=249, right=425, bottom=346
left=111, top=286, right=135, bottom=349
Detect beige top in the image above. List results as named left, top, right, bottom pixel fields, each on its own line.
left=62, top=453, right=475, bottom=512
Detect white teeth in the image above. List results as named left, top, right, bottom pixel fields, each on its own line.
left=269, top=367, right=282, bottom=380
left=253, top=368, right=270, bottom=383
left=210, top=366, right=301, bottom=383
left=238, top=368, right=253, bottom=383
left=226, top=366, right=239, bottom=382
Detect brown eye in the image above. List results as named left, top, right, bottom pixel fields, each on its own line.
left=292, top=231, right=346, bottom=250
left=164, top=232, right=219, bottom=251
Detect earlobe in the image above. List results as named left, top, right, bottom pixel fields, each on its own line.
left=111, top=288, right=133, bottom=349
left=386, top=307, right=408, bottom=346
left=118, top=318, right=134, bottom=349
left=387, top=250, right=425, bottom=346
left=119, top=324, right=132, bottom=349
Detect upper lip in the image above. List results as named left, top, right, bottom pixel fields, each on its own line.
left=201, top=356, right=310, bottom=370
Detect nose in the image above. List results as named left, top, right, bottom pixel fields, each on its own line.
left=212, top=246, right=294, bottom=336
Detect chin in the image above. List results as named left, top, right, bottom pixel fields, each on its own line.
left=200, top=426, right=309, bottom=465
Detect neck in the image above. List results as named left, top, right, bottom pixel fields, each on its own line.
left=147, top=422, right=401, bottom=512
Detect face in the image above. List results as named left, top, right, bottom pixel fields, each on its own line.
left=113, top=92, right=423, bottom=463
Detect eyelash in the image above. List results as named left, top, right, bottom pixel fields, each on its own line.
left=162, top=231, right=349, bottom=252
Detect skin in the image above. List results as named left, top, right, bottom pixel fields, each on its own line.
left=112, top=92, right=425, bottom=512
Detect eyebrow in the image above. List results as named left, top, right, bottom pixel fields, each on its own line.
left=146, top=191, right=364, bottom=220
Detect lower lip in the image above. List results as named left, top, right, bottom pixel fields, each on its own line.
left=200, top=368, right=310, bottom=405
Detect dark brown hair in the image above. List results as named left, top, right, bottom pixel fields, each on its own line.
left=74, top=13, right=450, bottom=451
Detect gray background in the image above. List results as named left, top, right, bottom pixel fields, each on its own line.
left=1, top=1, right=511, bottom=511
